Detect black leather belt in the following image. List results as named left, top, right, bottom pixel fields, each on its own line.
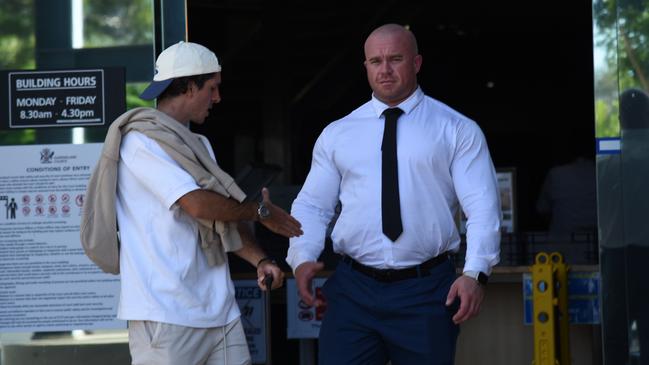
left=341, top=254, right=449, bottom=283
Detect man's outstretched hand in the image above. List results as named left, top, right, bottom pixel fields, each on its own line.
left=258, top=187, right=303, bottom=238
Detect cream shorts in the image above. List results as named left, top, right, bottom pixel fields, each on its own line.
left=128, top=317, right=251, bottom=365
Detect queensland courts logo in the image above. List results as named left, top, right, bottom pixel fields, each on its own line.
left=38, top=147, right=76, bottom=164
left=40, top=148, right=54, bottom=163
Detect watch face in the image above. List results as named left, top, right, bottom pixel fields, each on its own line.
left=258, top=203, right=271, bottom=219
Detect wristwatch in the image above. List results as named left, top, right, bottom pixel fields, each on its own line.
left=257, top=201, right=271, bottom=220
left=463, top=270, right=489, bottom=286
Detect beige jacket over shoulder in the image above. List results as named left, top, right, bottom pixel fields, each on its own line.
left=80, top=107, right=246, bottom=274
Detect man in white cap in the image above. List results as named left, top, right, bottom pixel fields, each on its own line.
left=102, top=41, right=302, bottom=364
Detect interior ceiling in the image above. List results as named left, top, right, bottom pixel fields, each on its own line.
left=187, top=0, right=595, bottom=230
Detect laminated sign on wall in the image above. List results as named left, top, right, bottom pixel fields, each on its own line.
left=0, top=143, right=125, bottom=332
left=286, top=277, right=328, bottom=339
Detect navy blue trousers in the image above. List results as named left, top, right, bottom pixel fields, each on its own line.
left=318, top=258, right=459, bottom=365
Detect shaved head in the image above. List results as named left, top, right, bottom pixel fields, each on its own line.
left=363, top=24, right=422, bottom=106
left=365, top=24, right=419, bottom=56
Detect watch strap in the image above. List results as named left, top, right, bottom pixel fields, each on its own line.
left=463, top=270, right=489, bottom=285
left=257, top=257, right=276, bottom=268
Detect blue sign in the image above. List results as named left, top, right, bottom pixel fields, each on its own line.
left=234, top=280, right=268, bottom=364
left=597, top=137, right=621, bottom=155
left=523, top=272, right=600, bottom=325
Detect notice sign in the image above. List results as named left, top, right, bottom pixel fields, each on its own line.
left=0, top=143, right=125, bottom=332
left=8, top=69, right=105, bottom=128
left=523, top=272, right=600, bottom=325
left=234, top=280, right=268, bottom=364
left=286, top=277, right=328, bottom=339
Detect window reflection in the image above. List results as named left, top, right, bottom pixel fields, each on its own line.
left=595, top=0, right=649, bottom=363
left=0, top=0, right=35, bottom=70
left=82, top=0, right=153, bottom=48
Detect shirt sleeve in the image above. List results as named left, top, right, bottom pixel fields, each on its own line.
left=287, top=130, right=342, bottom=272
left=120, top=132, right=200, bottom=210
left=451, top=121, right=502, bottom=275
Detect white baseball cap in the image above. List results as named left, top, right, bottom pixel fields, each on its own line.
left=140, top=41, right=222, bottom=100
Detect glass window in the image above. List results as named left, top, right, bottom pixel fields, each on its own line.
left=81, top=0, right=154, bottom=49
left=0, top=0, right=35, bottom=70
left=0, top=2, right=157, bottom=363
left=595, top=0, right=649, bottom=363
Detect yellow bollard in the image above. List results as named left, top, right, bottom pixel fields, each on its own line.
left=531, top=252, right=571, bottom=365
left=551, top=252, right=570, bottom=365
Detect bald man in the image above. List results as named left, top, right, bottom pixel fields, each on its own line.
left=287, top=24, right=501, bottom=364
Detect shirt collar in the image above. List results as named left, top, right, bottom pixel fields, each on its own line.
left=371, top=87, right=424, bottom=118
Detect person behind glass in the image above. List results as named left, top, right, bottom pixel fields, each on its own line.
left=108, top=42, right=302, bottom=365
left=535, top=129, right=597, bottom=261
left=287, top=24, right=501, bottom=364
left=599, top=88, right=649, bottom=364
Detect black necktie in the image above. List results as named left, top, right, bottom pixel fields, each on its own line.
left=381, top=107, right=404, bottom=241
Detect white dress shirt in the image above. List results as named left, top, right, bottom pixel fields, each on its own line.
left=287, top=87, right=501, bottom=274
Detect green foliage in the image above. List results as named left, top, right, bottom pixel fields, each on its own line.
left=593, top=0, right=649, bottom=137
left=0, top=0, right=35, bottom=70
left=594, top=0, right=649, bottom=91
left=0, top=0, right=35, bottom=145
left=0, top=129, right=36, bottom=146
left=595, top=98, right=620, bottom=138
left=126, top=83, right=155, bottom=109
left=83, top=0, right=153, bottom=48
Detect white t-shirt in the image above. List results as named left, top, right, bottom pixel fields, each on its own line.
left=116, top=131, right=240, bottom=327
